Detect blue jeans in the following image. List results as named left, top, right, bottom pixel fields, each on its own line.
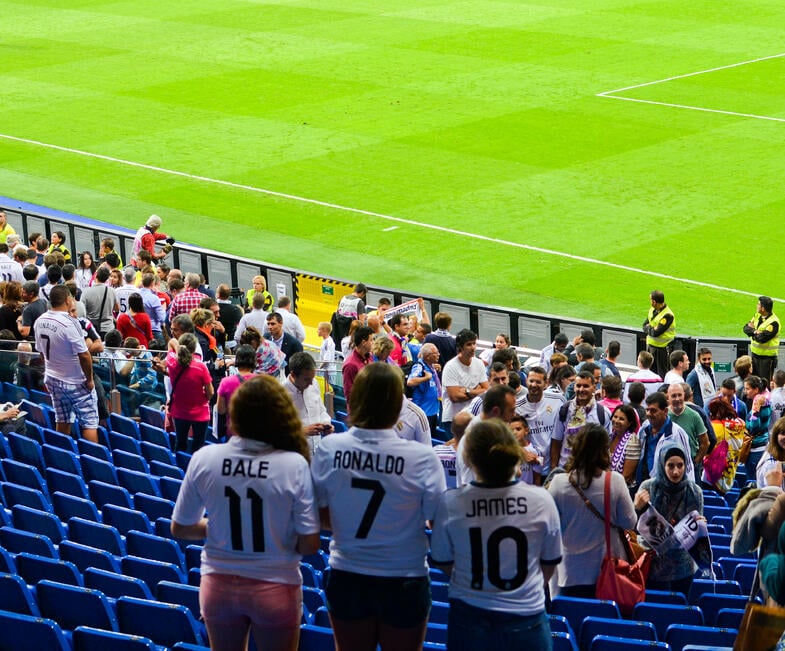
left=447, top=599, right=551, bottom=651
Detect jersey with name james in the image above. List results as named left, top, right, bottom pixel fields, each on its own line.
left=430, top=481, right=561, bottom=614
left=172, top=437, right=319, bottom=584
left=311, top=427, right=446, bottom=577
left=34, top=310, right=88, bottom=383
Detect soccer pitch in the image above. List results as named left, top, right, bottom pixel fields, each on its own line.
left=1, top=0, right=784, bottom=337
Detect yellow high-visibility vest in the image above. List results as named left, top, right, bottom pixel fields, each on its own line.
left=646, top=306, right=675, bottom=348
left=749, top=313, right=780, bottom=357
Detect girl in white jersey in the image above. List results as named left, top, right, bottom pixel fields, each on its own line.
left=171, top=375, right=320, bottom=651
left=311, top=363, right=446, bottom=651
left=431, top=418, right=562, bottom=651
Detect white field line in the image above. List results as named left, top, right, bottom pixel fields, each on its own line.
left=597, top=52, right=785, bottom=123
left=0, top=131, right=780, bottom=301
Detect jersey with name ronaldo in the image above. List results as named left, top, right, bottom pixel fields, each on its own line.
left=431, top=481, right=561, bottom=614
left=311, top=427, right=446, bottom=577
left=34, top=310, right=88, bottom=383
left=172, top=437, right=319, bottom=584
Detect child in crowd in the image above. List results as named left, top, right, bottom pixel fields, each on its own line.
left=510, top=415, right=543, bottom=486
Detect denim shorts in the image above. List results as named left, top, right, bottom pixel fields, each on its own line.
left=325, top=569, right=431, bottom=628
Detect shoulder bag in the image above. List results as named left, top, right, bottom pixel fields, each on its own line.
left=571, top=471, right=652, bottom=615
left=734, top=564, right=785, bottom=651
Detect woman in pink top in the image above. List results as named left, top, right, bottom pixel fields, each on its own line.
left=215, top=345, right=256, bottom=440
left=167, top=332, right=214, bottom=453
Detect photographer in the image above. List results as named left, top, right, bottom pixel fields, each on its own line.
left=132, top=214, right=174, bottom=267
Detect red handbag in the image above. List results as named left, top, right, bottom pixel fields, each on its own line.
left=594, top=472, right=652, bottom=615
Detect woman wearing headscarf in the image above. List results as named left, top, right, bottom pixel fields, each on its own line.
left=634, top=442, right=704, bottom=595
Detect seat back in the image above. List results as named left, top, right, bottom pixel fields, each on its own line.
left=37, top=579, right=118, bottom=632
left=664, top=624, right=738, bottom=651
left=83, top=567, right=154, bottom=600
left=589, top=636, right=669, bottom=651
left=579, top=617, right=656, bottom=651
left=46, top=468, right=89, bottom=499
left=68, top=517, right=125, bottom=555
left=7, top=432, right=44, bottom=470
left=551, top=596, right=621, bottom=639
left=140, top=441, right=176, bottom=466
left=156, top=580, right=201, bottom=620
left=52, top=491, right=101, bottom=523
left=133, top=493, right=174, bottom=522
left=116, top=596, right=204, bottom=647
left=111, top=413, right=141, bottom=438
left=120, top=555, right=186, bottom=593
left=0, top=481, right=51, bottom=513
left=0, top=571, right=40, bottom=616
left=88, top=480, right=133, bottom=510
left=632, top=602, right=704, bottom=639
left=42, top=443, right=82, bottom=475
left=697, top=593, right=750, bottom=626
left=113, top=449, right=150, bottom=474
left=81, top=454, right=118, bottom=485
left=126, top=530, right=184, bottom=571
left=59, top=540, right=121, bottom=574
left=109, top=431, right=143, bottom=456
left=117, top=467, right=161, bottom=498
left=15, top=552, right=83, bottom=587
left=1, top=458, right=48, bottom=497
left=12, top=504, right=66, bottom=543
left=0, top=525, right=57, bottom=558
left=102, top=504, right=153, bottom=536
left=0, top=609, right=69, bottom=650
left=72, top=625, right=157, bottom=651
left=687, top=579, right=743, bottom=605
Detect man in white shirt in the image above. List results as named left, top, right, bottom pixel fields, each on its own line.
left=276, top=297, right=306, bottom=343
left=662, top=349, right=690, bottom=386
left=113, top=267, right=139, bottom=318
left=441, top=329, right=489, bottom=426
left=624, top=351, right=664, bottom=401
left=282, top=352, right=333, bottom=455
left=34, top=285, right=99, bottom=443
left=518, top=365, right=563, bottom=477
left=234, top=293, right=270, bottom=344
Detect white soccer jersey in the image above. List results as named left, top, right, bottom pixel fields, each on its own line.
left=441, top=356, right=486, bottom=422
left=0, top=260, right=23, bottom=284
left=311, top=427, right=446, bottom=577
left=34, top=310, right=88, bottom=383
left=395, top=399, right=432, bottom=446
left=172, top=437, right=319, bottom=584
left=433, top=443, right=457, bottom=489
left=114, top=284, right=137, bottom=317
left=430, top=481, right=562, bottom=614
left=518, top=395, right=563, bottom=474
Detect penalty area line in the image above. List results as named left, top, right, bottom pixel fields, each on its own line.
left=0, top=130, right=778, bottom=302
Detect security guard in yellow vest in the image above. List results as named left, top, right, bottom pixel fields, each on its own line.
left=743, top=295, right=780, bottom=382
left=643, top=290, right=676, bottom=377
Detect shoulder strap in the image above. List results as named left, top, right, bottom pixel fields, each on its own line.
left=597, top=404, right=606, bottom=426
left=559, top=402, right=569, bottom=423
left=603, top=470, right=612, bottom=557
left=167, top=365, right=186, bottom=406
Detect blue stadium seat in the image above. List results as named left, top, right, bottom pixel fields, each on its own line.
left=109, top=431, right=143, bottom=456
left=140, top=440, right=176, bottom=466
left=3, top=382, right=29, bottom=403
left=712, top=516, right=733, bottom=534
left=715, top=607, right=745, bottom=630
left=0, top=545, right=15, bottom=573
left=117, top=466, right=162, bottom=498
left=139, top=405, right=165, bottom=430
left=126, top=530, right=185, bottom=571
left=42, top=443, right=82, bottom=476
left=703, top=505, right=732, bottom=522
left=0, top=609, right=70, bottom=650
left=41, top=430, right=77, bottom=455
left=632, top=601, right=703, bottom=639
left=303, top=586, right=327, bottom=618
left=331, top=419, right=347, bottom=433
left=133, top=493, right=174, bottom=522
left=102, top=504, right=153, bottom=536
left=157, top=580, right=201, bottom=621
left=664, top=624, right=738, bottom=651
left=697, top=593, right=749, bottom=626
left=0, top=571, right=41, bottom=615
left=7, top=432, right=45, bottom=471
left=46, top=468, right=89, bottom=499
left=426, top=622, right=447, bottom=644
left=188, top=567, right=200, bottom=587
left=72, top=625, right=158, bottom=651
left=176, top=451, right=192, bottom=472
left=20, top=399, right=54, bottom=429
left=589, top=636, right=668, bottom=651
left=16, top=552, right=83, bottom=587
left=733, top=563, right=758, bottom=595
left=159, top=476, right=182, bottom=502
left=552, top=631, right=579, bottom=651
left=548, top=614, right=575, bottom=638
left=78, top=438, right=113, bottom=463
left=579, top=617, right=657, bottom=651
left=81, top=455, right=119, bottom=485
left=28, top=389, right=53, bottom=407
left=37, top=579, right=119, bottom=632
left=111, top=413, right=142, bottom=439
left=149, top=459, right=185, bottom=480
left=185, top=545, right=202, bottom=571
left=89, top=480, right=134, bottom=510
left=687, top=579, right=742, bottom=605
left=551, top=596, right=621, bottom=639
left=301, top=562, right=322, bottom=589
left=645, top=588, right=688, bottom=605
left=0, top=525, right=57, bottom=558
left=23, top=422, right=45, bottom=445
left=2, top=458, right=48, bottom=498
left=302, top=549, right=328, bottom=572
left=429, top=600, right=448, bottom=625
left=59, top=540, right=121, bottom=574
left=139, top=423, right=171, bottom=449
left=12, top=504, right=67, bottom=544
left=0, top=481, right=51, bottom=513
left=52, top=491, right=101, bottom=524
left=116, top=596, right=205, bottom=647
left=702, top=493, right=727, bottom=508
left=68, top=517, right=125, bottom=556
left=121, top=555, right=186, bottom=592
left=113, top=449, right=151, bottom=475
left=312, top=605, right=331, bottom=628
left=431, top=580, right=448, bottom=602
left=83, top=567, right=154, bottom=601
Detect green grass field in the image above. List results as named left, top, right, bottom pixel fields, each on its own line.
left=2, top=0, right=784, bottom=337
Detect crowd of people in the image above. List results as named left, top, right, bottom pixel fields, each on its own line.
left=4, top=209, right=785, bottom=650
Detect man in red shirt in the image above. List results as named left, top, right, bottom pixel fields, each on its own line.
left=341, top=326, right=373, bottom=404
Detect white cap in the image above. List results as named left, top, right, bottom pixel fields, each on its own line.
left=146, top=214, right=162, bottom=229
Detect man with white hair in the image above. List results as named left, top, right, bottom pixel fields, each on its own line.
left=168, top=272, right=208, bottom=320
left=406, top=342, right=442, bottom=436
left=132, top=214, right=174, bottom=267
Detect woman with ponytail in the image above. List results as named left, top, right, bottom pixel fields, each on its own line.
left=166, top=332, right=213, bottom=452
left=431, top=418, right=562, bottom=650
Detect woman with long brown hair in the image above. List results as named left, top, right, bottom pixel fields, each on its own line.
left=172, top=375, right=320, bottom=651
